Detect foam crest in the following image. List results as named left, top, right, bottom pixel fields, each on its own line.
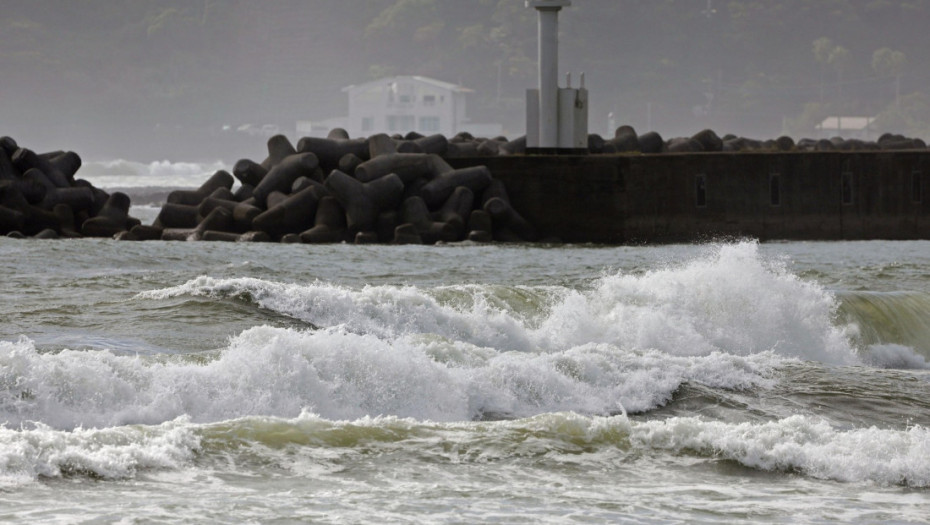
left=0, top=417, right=198, bottom=486
left=538, top=242, right=858, bottom=363
left=863, top=344, right=930, bottom=369
left=0, top=328, right=776, bottom=428
left=139, top=242, right=858, bottom=366
left=137, top=277, right=545, bottom=352
left=633, top=415, right=930, bottom=487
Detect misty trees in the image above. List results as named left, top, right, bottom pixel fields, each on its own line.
left=812, top=38, right=850, bottom=101
left=5, top=0, right=930, bottom=155
left=870, top=48, right=925, bottom=136
left=872, top=47, right=907, bottom=109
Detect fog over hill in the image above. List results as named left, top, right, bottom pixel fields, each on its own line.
left=2, top=0, right=930, bottom=162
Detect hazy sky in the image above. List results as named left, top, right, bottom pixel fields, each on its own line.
left=2, top=0, right=928, bottom=162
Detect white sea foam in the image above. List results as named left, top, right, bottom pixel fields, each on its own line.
left=863, top=344, right=930, bottom=369
left=0, top=417, right=198, bottom=486
left=0, top=330, right=778, bottom=429
left=79, top=159, right=229, bottom=189
left=140, top=242, right=860, bottom=363
left=632, top=414, right=930, bottom=487
left=6, top=409, right=926, bottom=489
left=138, top=277, right=550, bottom=352
left=0, top=243, right=875, bottom=443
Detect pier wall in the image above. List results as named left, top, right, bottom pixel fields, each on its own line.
left=451, top=152, right=930, bottom=243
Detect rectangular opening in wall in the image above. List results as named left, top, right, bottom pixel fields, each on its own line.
left=913, top=170, right=922, bottom=203
left=769, top=173, right=781, bottom=206
left=841, top=172, right=854, bottom=205
left=695, top=174, right=707, bottom=207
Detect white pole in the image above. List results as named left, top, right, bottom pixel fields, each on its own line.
left=538, top=7, right=558, bottom=148
left=527, top=1, right=570, bottom=149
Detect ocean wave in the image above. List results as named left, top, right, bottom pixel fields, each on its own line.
left=0, top=329, right=777, bottom=429
left=0, top=417, right=198, bottom=486
left=139, top=242, right=861, bottom=364
left=633, top=414, right=930, bottom=487
left=4, top=411, right=929, bottom=489
left=839, top=291, right=930, bottom=366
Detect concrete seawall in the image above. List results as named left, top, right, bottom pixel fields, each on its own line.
left=450, top=151, right=930, bottom=243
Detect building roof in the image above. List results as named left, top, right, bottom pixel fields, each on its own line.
left=816, top=116, right=875, bottom=131
left=342, top=75, right=473, bottom=94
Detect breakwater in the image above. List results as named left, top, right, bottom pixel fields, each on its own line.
left=3, top=129, right=930, bottom=244
left=451, top=149, right=930, bottom=243
left=0, top=137, right=138, bottom=238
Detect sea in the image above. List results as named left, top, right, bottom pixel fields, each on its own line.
left=1, top=159, right=930, bottom=523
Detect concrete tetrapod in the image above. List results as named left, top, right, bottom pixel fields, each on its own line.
left=154, top=203, right=200, bottom=229
left=412, top=134, right=448, bottom=156
left=167, top=170, right=235, bottom=206
left=433, top=185, right=474, bottom=236
left=252, top=153, right=320, bottom=208
left=0, top=204, right=24, bottom=234
left=354, top=153, right=450, bottom=184
left=299, top=196, right=348, bottom=243
left=232, top=159, right=267, bottom=187
left=81, top=192, right=132, bottom=237
left=324, top=170, right=404, bottom=234
left=252, top=186, right=324, bottom=238
left=162, top=206, right=235, bottom=241
left=484, top=197, right=537, bottom=242
left=47, top=151, right=82, bottom=182
left=466, top=209, right=493, bottom=242
left=392, top=223, right=423, bottom=244
left=11, top=148, right=70, bottom=188
left=53, top=203, right=81, bottom=238
left=22, top=168, right=95, bottom=213
left=368, top=133, right=397, bottom=158
left=608, top=125, right=640, bottom=152
left=338, top=153, right=364, bottom=176
left=295, top=136, right=370, bottom=174
left=261, top=134, right=298, bottom=171
left=400, top=196, right=459, bottom=243
left=419, top=166, right=492, bottom=209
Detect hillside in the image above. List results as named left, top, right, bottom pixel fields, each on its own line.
left=2, top=0, right=929, bottom=160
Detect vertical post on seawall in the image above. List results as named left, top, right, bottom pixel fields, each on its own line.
left=525, top=0, right=587, bottom=155
left=526, top=0, right=569, bottom=152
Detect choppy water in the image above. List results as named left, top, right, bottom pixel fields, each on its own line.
left=2, top=163, right=930, bottom=522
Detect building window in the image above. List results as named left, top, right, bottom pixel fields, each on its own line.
left=423, top=95, right=436, bottom=106
left=913, top=170, right=923, bottom=203
left=361, top=117, right=373, bottom=132
left=695, top=174, right=707, bottom=207
left=387, top=115, right=415, bottom=132
left=418, top=116, right=440, bottom=133
left=842, top=172, right=854, bottom=205
left=399, top=94, right=413, bottom=104
left=769, top=173, right=781, bottom=206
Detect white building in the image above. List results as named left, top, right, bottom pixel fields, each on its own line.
left=815, top=116, right=876, bottom=140
left=342, top=75, right=497, bottom=138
